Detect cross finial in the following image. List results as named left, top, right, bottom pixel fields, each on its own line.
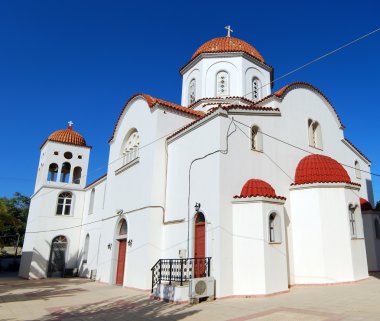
left=68, top=120, right=74, bottom=128
left=225, top=25, right=233, bottom=37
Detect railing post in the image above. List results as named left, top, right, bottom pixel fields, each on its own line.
left=180, top=259, right=184, bottom=286
left=208, top=257, right=211, bottom=277
left=159, top=260, right=162, bottom=284
left=169, top=260, right=172, bottom=285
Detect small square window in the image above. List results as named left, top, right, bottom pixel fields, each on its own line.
left=54, top=151, right=59, bottom=155
left=78, top=155, right=82, bottom=159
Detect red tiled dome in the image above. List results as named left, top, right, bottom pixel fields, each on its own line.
left=294, top=155, right=351, bottom=185
left=192, top=37, right=264, bottom=62
left=47, top=124, right=86, bottom=147
left=234, top=179, right=283, bottom=199
left=360, top=198, right=373, bottom=211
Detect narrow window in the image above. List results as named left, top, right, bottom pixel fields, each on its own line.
left=119, top=219, right=128, bottom=235
left=251, top=125, right=263, bottom=151
left=60, top=162, right=71, bottom=183
left=252, top=78, right=261, bottom=101
left=349, top=204, right=357, bottom=238
left=122, top=130, right=140, bottom=165
left=83, top=234, right=90, bottom=263
left=56, top=192, right=73, bottom=215
left=89, top=188, right=95, bottom=214
left=216, top=71, right=229, bottom=97
left=308, top=119, right=323, bottom=149
left=47, top=163, right=59, bottom=182
left=268, top=213, right=282, bottom=243
left=73, top=166, right=82, bottom=184
left=374, top=219, right=380, bottom=239
left=189, top=79, right=196, bottom=105
left=355, top=161, right=361, bottom=179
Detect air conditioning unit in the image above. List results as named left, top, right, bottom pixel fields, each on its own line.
left=189, top=277, right=215, bottom=299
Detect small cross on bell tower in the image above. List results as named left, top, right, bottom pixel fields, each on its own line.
left=225, top=25, right=233, bottom=37
left=68, top=120, right=74, bottom=129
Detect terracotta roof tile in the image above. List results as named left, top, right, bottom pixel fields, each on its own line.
left=46, top=125, right=87, bottom=147
left=360, top=197, right=373, bottom=211
left=234, top=179, right=286, bottom=200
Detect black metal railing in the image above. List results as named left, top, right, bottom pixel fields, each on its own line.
left=151, top=257, right=211, bottom=292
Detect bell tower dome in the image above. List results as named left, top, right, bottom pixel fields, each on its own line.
left=35, top=121, right=91, bottom=191
left=180, top=28, right=274, bottom=112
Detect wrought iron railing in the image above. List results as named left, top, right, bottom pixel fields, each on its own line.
left=151, top=257, right=211, bottom=292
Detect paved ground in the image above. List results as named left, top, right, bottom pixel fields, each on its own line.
left=1, top=274, right=380, bottom=321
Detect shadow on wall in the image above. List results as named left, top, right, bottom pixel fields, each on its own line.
left=19, top=248, right=49, bottom=279
left=40, top=295, right=201, bottom=321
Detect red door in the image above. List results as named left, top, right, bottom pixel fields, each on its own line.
left=194, top=216, right=205, bottom=278
left=116, top=239, right=127, bottom=285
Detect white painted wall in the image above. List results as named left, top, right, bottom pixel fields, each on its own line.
left=362, top=211, right=380, bottom=271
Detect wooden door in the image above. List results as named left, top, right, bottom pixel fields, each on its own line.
left=116, top=239, right=127, bottom=285
left=194, top=217, right=205, bottom=278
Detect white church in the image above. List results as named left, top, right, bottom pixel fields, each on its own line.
left=20, top=29, right=380, bottom=302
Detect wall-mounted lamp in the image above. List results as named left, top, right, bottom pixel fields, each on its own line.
left=116, top=209, right=124, bottom=216
left=107, top=243, right=112, bottom=250
left=194, top=202, right=201, bottom=213
left=128, top=239, right=133, bottom=247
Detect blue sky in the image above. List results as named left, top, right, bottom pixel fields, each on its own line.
left=0, top=0, right=379, bottom=200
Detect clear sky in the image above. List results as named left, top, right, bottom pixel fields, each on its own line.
left=0, top=0, right=379, bottom=201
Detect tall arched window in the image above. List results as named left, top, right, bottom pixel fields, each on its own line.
left=355, top=161, right=361, bottom=179
left=56, top=192, right=73, bottom=215
left=89, top=188, right=95, bottom=214
left=269, top=213, right=282, bottom=243
left=216, top=71, right=229, bottom=97
left=122, top=130, right=140, bottom=165
left=83, top=234, right=90, bottom=263
left=375, top=219, right=380, bottom=239
left=349, top=204, right=357, bottom=238
left=252, top=78, right=261, bottom=101
left=47, top=163, right=58, bottom=182
left=60, top=162, right=71, bottom=183
left=251, top=125, right=263, bottom=151
left=73, top=166, right=82, bottom=184
left=189, top=79, right=196, bottom=105
left=308, top=119, right=323, bottom=149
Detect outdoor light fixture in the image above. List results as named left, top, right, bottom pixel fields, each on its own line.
left=194, top=202, right=201, bottom=212
left=116, top=209, right=124, bottom=216
left=107, top=243, right=112, bottom=250
left=128, top=239, right=133, bottom=247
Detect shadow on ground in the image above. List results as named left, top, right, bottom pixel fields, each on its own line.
left=41, top=295, right=201, bottom=321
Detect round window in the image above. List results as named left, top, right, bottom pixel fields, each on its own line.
left=64, top=152, right=73, bottom=159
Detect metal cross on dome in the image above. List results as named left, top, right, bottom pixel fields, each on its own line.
left=225, top=25, right=233, bottom=37
left=68, top=120, right=74, bottom=128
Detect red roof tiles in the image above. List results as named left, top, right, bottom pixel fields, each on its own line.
left=191, top=37, right=265, bottom=63
left=234, top=179, right=286, bottom=200
left=47, top=125, right=87, bottom=147
left=294, top=154, right=352, bottom=185
left=360, top=198, right=373, bottom=211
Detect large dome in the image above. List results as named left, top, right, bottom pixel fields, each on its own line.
left=47, top=123, right=87, bottom=147
left=294, top=155, right=351, bottom=185
left=191, top=37, right=265, bottom=63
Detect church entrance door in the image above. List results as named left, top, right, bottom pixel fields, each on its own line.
left=194, top=213, right=205, bottom=278
left=116, top=239, right=127, bottom=285
left=48, top=235, right=67, bottom=277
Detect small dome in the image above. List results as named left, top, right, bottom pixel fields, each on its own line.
left=192, top=37, right=264, bottom=62
left=360, top=198, right=373, bottom=211
left=47, top=122, right=87, bottom=147
left=294, top=155, right=351, bottom=185
left=234, top=179, right=285, bottom=199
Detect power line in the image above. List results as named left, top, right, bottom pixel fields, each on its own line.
left=243, top=27, right=380, bottom=99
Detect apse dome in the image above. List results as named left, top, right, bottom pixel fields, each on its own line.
left=234, top=179, right=285, bottom=199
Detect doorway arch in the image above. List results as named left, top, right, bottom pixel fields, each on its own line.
left=48, top=235, right=68, bottom=277
left=115, top=219, right=128, bottom=285
left=194, top=212, right=206, bottom=278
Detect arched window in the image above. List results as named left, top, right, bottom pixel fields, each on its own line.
left=374, top=219, right=380, bottom=239
left=119, top=219, right=128, bottom=235
left=121, top=129, right=140, bottom=165
left=308, top=119, right=323, bottom=149
left=83, top=234, right=90, bottom=263
left=349, top=204, right=357, bottom=238
left=56, top=192, right=73, bottom=215
left=73, top=166, right=82, bottom=184
left=251, top=125, right=263, bottom=151
left=47, top=163, right=58, bottom=182
left=355, top=161, right=361, bottom=179
left=268, top=213, right=282, bottom=243
left=60, top=162, right=71, bottom=183
left=89, top=188, right=95, bottom=214
left=252, top=78, right=261, bottom=101
left=189, top=79, right=196, bottom=105
left=216, top=71, right=229, bottom=97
